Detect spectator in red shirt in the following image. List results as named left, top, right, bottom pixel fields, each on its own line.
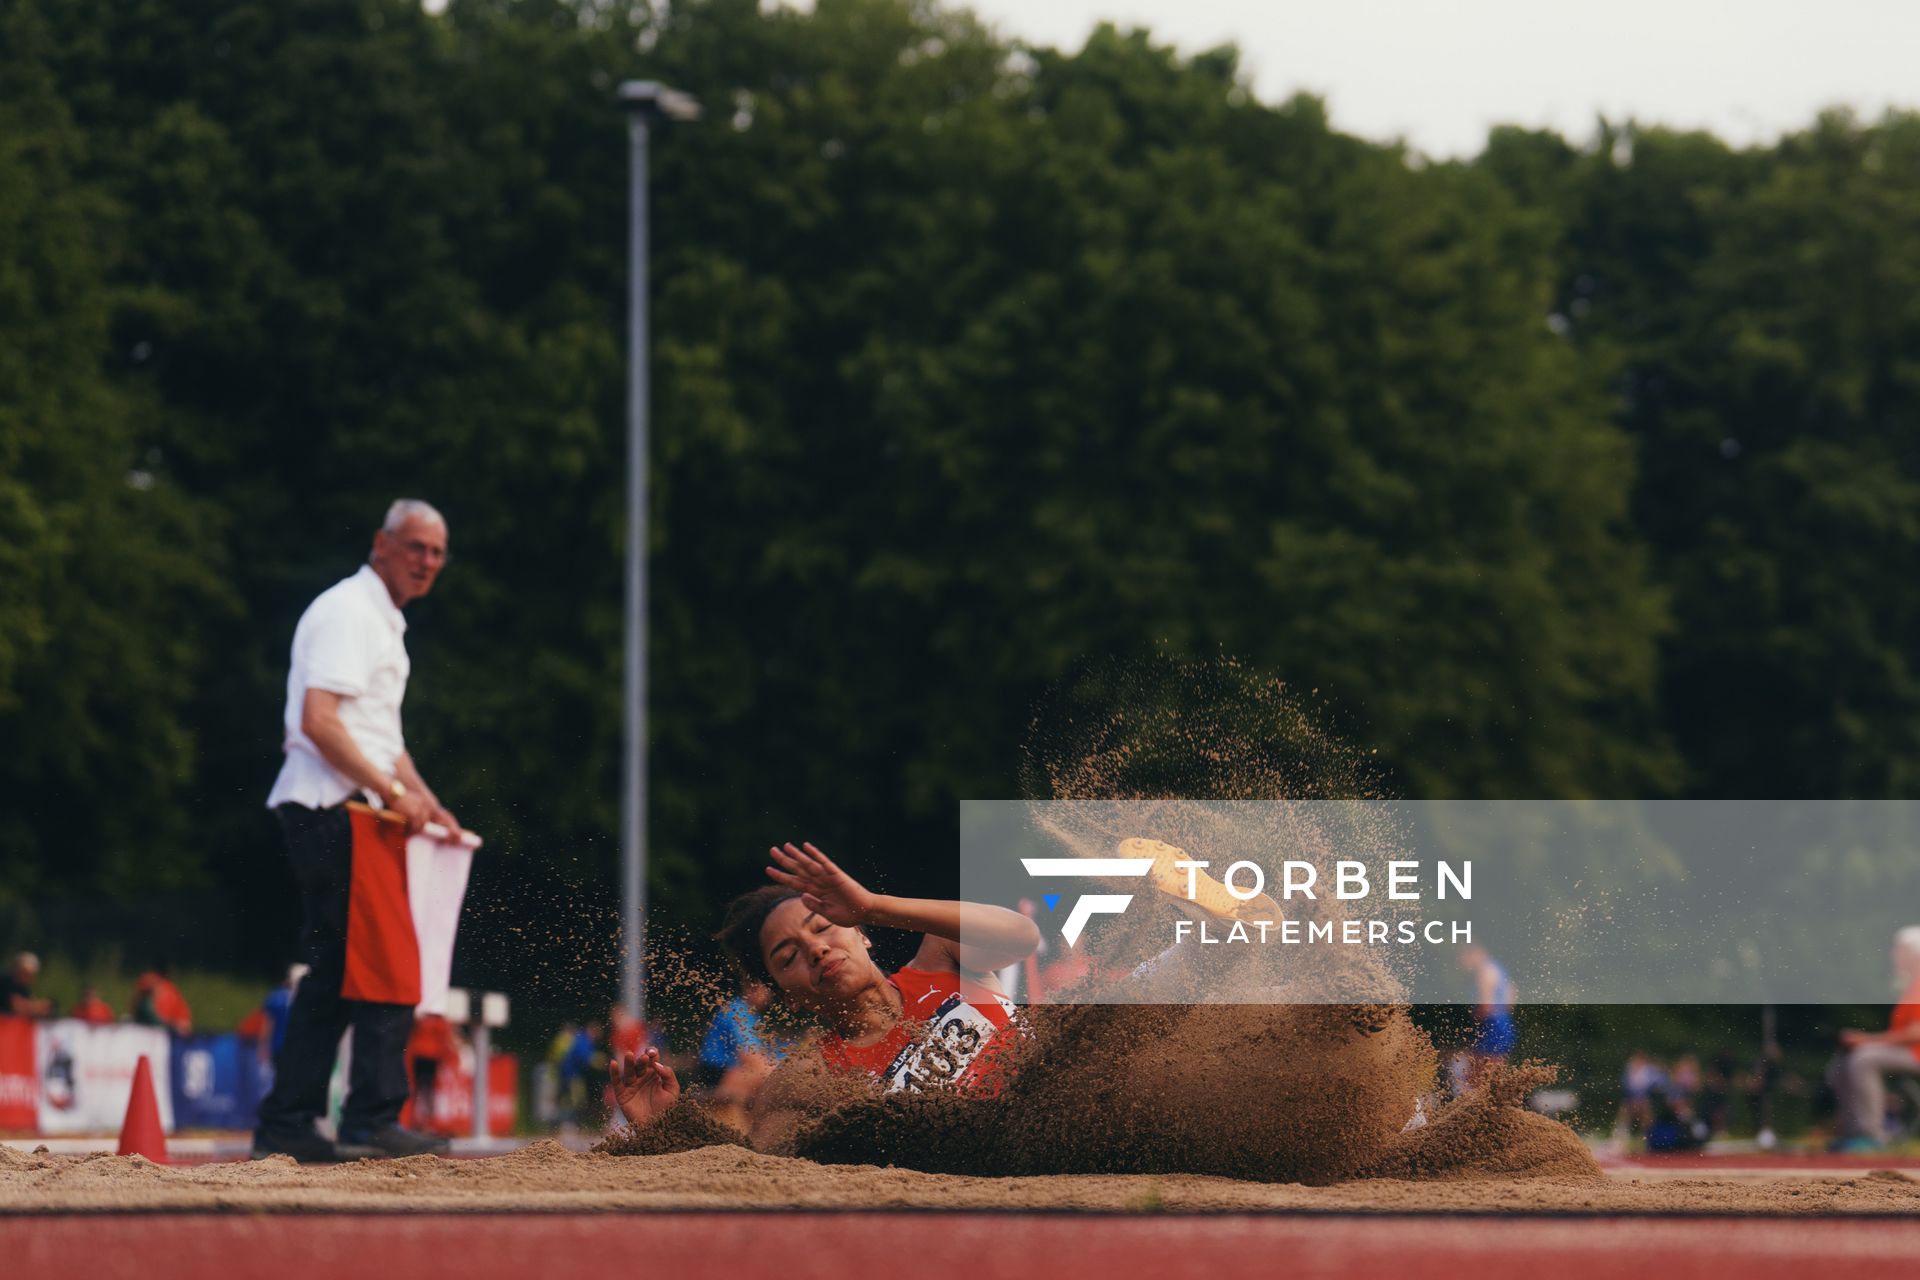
left=131, top=962, right=193, bottom=1036
left=1827, top=926, right=1920, bottom=1151
left=609, top=1005, right=649, bottom=1063
left=405, top=1013, right=464, bottom=1131
left=71, top=985, right=114, bottom=1025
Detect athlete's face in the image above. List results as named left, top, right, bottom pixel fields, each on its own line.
left=759, top=897, right=879, bottom=1011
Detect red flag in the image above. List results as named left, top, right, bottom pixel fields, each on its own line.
left=342, top=806, right=422, bottom=1005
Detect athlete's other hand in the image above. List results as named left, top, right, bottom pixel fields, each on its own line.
left=766, top=842, right=875, bottom=927
left=611, top=1048, right=680, bottom=1127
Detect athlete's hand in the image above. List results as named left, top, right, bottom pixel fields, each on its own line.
left=611, top=1048, right=680, bottom=1127
left=766, top=842, right=876, bottom=927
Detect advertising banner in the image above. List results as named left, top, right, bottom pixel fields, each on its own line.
left=36, top=1021, right=175, bottom=1135
left=0, top=1016, right=38, bottom=1130
left=405, top=1053, right=518, bottom=1138
left=171, top=1033, right=264, bottom=1131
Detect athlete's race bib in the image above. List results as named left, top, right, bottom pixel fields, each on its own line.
left=877, top=993, right=1002, bottom=1093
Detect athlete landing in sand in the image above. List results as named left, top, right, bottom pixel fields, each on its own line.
left=612, top=842, right=1043, bottom=1130
left=604, top=840, right=1459, bottom=1178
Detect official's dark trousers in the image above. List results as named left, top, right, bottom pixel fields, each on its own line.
left=255, top=803, right=413, bottom=1139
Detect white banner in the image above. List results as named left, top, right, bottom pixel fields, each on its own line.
left=35, top=1021, right=174, bottom=1135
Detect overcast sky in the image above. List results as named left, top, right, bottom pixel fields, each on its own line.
left=956, top=0, right=1920, bottom=158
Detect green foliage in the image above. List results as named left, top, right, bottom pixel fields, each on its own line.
left=0, top=3, right=226, bottom=909
left=1486, top=114, right=1920, bottom=798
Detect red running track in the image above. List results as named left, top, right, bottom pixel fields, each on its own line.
left=6, top=1213, right=1920, bottom=1280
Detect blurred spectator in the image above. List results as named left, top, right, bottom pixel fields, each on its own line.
left=1648, top=1054, right=1711, bottom=1151
left=695, top=979, right=781, bottom=1087
left=131, top=961, right=193, bottom=1035
left=263, top=964, right=307, bottom=1059
left=546, top=1020, right=578, bottom=1113
left=566, top=1021, right=605, bottom=1088
left=1617, top=1051, right=1666, bottom=1137
left=556, top=1021, right=606, bottom=1125
left=547, top=1021, right=578, bottom=1067
left=609, top=1005, right=649, bottom=1064
left=1455, top=944, right=1516, bottom=1087
left=695, top=980, right=783, bottom=1133
left=1444, top=1049, right=1473, bottom=1099
left=239, top=966, right=309, bottom=1063
left=1698, top=1051, right=1738, bottom=1135
left=71, top=985, right=114, bottom=1025
left=1, top=952, right=53, bottom=1018
left=1643, top=1084, right=1710, bottom=1153
left=1669, top=1053, right=1702, bottom=1106
left=405, top=1012, right=463, bottom=1131
left=1825, top=925, right=1920, bottom=1152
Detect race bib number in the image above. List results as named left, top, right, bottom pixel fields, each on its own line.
left=879, top=994, right=1001, bottom=1094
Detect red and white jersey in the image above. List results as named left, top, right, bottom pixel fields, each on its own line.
left=818, top=967, right=1017, bottom=1095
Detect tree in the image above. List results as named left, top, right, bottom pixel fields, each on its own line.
left=1491, top=115, right=1920, bottom=797
left=0, top=2, right=224, bottom=911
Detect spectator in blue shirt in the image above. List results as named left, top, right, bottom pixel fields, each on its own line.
left=694, top=980, right=782, bottom=1131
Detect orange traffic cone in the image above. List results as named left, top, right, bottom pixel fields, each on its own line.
left=116, top=1054, right=168, bottom=1163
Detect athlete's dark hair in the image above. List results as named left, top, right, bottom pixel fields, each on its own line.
left=715, top=886, right=802, bottom=988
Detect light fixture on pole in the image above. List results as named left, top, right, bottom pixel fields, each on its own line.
left=617, top=79, right=700, bottom=1021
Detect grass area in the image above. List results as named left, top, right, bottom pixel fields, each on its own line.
left=26, top=950, right=268, bottom=1031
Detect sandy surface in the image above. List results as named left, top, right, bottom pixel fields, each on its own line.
left=4, top=1142, right=1920, bottom=1216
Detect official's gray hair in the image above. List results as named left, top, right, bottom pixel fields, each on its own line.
left=382, top=498, right=447, bottom=534
left=1896, top=926, right=1920, bottom=957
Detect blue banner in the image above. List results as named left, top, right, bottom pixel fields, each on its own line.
left=170, top=1034, right=267, bottom=1130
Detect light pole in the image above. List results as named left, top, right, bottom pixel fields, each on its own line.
left=618, top=80, right=699, bottom=1022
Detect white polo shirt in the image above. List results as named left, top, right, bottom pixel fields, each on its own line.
left=266, top=564, right=411, bottom=810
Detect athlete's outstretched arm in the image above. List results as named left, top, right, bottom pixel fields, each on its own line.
left=766, top=841, right=1040, bottom=976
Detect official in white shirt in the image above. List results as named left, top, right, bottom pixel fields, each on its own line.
left=253, top=499, right=460, bottom=1163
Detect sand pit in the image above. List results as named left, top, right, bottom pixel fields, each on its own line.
left=587, top=667, right=1559, bottom=1190
left=4, top=1141, right=1920, bottom=1215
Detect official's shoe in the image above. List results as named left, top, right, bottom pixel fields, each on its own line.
left=336, top=1124, right=452, bottom=1159
left=250, top=1126, right=342, bottom=1163
left=1120, top=837, right=1280, bottom=924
